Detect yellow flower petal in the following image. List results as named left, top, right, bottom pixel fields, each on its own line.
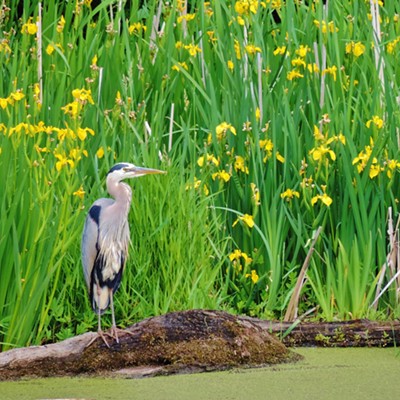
left=46, top=44, right=55, bottom=55
left=73, top=186, right=85, bottom=199
left=242, top=214, right=254, bottom=228
left=245, top=270, right=259, bottom=284
left=96, top=147, right=105, bottom=159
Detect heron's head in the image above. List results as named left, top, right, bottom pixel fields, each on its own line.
left=107, top=162, right=166, bottom=183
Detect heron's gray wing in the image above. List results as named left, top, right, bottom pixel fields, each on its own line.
left=81, top=211, right=99, bottom=289
left=81, top=198, right=114, bottom=288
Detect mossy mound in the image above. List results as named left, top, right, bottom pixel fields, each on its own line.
left=82, top=310, right=301, bottom=376
left=0, top=310, right=301, bottom=380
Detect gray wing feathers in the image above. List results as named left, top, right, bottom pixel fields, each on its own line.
left=81, top=198, right=115, bottom=288
left=81, top=213, right=99, bottom=288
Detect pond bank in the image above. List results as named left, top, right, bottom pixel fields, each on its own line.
left=1, top=347, right=399, bottom=400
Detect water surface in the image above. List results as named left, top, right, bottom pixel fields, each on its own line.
left=1, top=347, right=399, bottom=400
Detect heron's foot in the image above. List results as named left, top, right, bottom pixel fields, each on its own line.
left=86, top=327, right=132, bottom=348
left=108, top=326, right=135, bottom=343
left=97, top=329, right=111, bottom=348
left=84, top=330, right=110, bottom=348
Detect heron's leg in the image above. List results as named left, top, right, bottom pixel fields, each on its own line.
left=97, top=308, right=110, bottom=348
left=98, top=308, right=102, bottom=332
left=85, top=309, right=110, bottom=348
left=107, top=289, right=135, bottom=341
left=109, top=289, right=119, bottom=343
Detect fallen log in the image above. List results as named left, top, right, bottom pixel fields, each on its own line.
left=249, top=318, right=400, bottom=348
left=2, top=310, right=398, bottom=381
left=0, top=310, right=300, bottom=381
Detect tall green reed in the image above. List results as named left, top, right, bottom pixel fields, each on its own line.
left=1, top=0, right=400, bottom=350
left=0, top=0, right=230, bottom=349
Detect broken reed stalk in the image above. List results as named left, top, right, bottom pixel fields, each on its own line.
left=318, top=43, right=326, bottom=109
left=317, top=0, right=328, bottom=110
left=0, top=0, right=6, bottom=26
left=397, top=220, right=400, bottom=297
left=117, top=0, right=122, bottom=33
left=150, top=0, right=163, bottom=64
left=373, top=207, right=393, bottom=308
left=284, top=226, right=322, bottom=322
left=144, top=120, right=152, bottom=145
left=181, top=0, right=188, bottom=38
left=372, top=270, right=400, bottom=309
left=369, top=0, right=385, bottom=99
left=36, top=2, right=43, bottom=105
left=97, top=66, right=103, bottom=106
left=168, top=103, right=174, bottom=152
left=243, top=25, right=249, bottom=98
left=257, top=53, right=263, bottom=126
left=199, top=31, right=206, bottom=87
left=372, top=208, right=400, bottom=308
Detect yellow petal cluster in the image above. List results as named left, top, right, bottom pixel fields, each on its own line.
left=235, top=0, right=259, bottom=15
left=216, top=122, right=236, bottom=140
left=21, top=18, right=37, bottom=35
left=212, top=170, right=231, bottom=182
left=234, top=155, right=249, bottom=174
left=366, top=115, right=384, bottom=129
left=345, top=41, right=366, bottom=57
left=245, top=269, right=259, bottom=284
left=311, top=193, right=333, bottom=207
left=229, top=249, right=253, bottom=264
left=281, top=189, right=300, bottom=201
left=233, top=214, right=255, bottom=228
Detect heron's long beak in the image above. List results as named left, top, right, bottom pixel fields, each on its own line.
left=129, top=166, right=166, bottom=176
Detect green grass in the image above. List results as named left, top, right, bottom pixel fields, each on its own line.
left=0, top=0, right=400, bottom=350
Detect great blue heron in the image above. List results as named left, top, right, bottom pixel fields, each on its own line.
left=81, top=162, right=165, bottom=346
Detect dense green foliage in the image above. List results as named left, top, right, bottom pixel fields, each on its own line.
left=1, top=0, right=399, bottom=350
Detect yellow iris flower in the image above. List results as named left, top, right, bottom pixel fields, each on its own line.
left=233, top=214, right=255, bottom=228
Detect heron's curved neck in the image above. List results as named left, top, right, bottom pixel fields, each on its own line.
left=106, top=179, right=132, bottom=214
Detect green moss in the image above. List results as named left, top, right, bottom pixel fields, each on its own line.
left=315, top=333, right=331, bottom=345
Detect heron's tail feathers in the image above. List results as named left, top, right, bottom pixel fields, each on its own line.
left=91, top=284, right=110, bottom=315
